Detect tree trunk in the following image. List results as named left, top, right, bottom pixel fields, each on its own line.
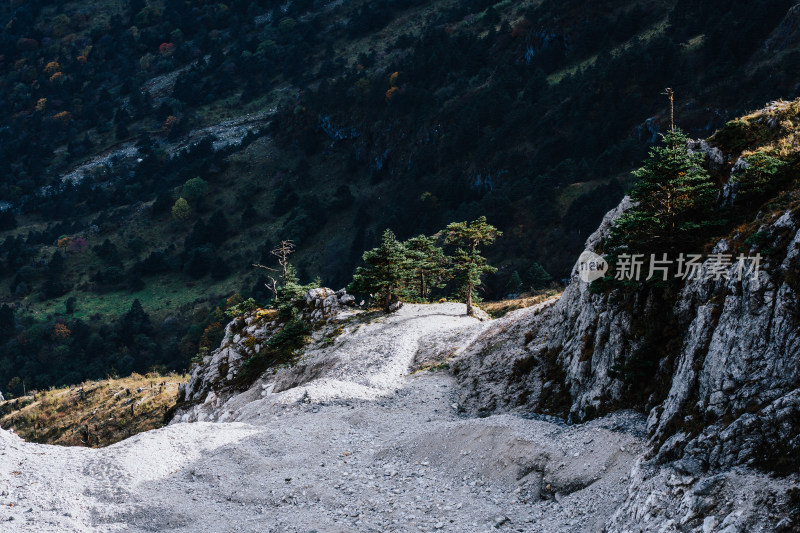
left=467, top=241, right=478, bottom=316
left=384, top=290, right=392, bottom=313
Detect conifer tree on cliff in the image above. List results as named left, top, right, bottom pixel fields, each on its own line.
left=442, top=217, right=502, bottom=316
left=609, top=128, right=717, bottom=255
left=349, top=229, right=411, bottom=312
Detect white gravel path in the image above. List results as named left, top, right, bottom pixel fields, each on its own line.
left=0, top=303, right=646, bottom=532
left=265, top=303, right=487, bottom=404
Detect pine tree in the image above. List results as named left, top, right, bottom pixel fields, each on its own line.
left=526, top=262, right=552, bottom=290
left=275, top=264, right=309, bottom=319
left=120, top=299, right=151, bottom=342
left=505, top=270, right=523, bottom=295
left=442, top=217, right=502, bottom=316
left=404, top=235, right=449, bottom=301
left=609, top=128, right=717, bottom=255
left=349, top=229, right=411, bottom=312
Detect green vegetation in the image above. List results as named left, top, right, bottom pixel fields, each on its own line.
left=608, top=128, right=718, bottom=257
left=349, top=217, right=501, bottom=315
left=181, top=178, right=209, bottom=204
left=731, top=152, right=788, bottom=209
left=236, top=318, right=311, bottom=388
left=404, top=234, right=449, bottom=301
left=225, top=298, right=257, bottom=319
left=443, top=217, right=503, bottom=316
left=590, top=99, right=800, bottom=408
left=222, top=240, right=320, bottom=386
left=595, top=101, right=800, bottom=294
left=350, top=229, right=412, bottom=312
left=171, top=198, right=192, bottom=221
left=505, top=270, right=523, bottom=294
left=270, top=268, right=316, bottom=321
left=526, top=263, right=553, bottom=291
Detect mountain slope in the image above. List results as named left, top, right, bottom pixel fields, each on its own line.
left=2, top=0, right=800, bottom=394
left=0, top=372, right=186, bottom=447
left=2, top=100, right=799, bottom=530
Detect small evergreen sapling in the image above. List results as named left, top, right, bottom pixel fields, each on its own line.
left=730, top=151, right=787, bottom=209
left=274, top=264, right=313, bottom=320
left=505, top=270, right=523, bottom=296
left=526, top=262, right=552, bottom=290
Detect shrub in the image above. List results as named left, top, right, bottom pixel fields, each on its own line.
left=236, top=318, right=310, bottom=388
left=171, top=197, right=192, bottom=221
left=182, top=178, right=209, bottom=203
left=225, top=298, right=257, bottom=318
left=731, top=151, right=787, bottom=207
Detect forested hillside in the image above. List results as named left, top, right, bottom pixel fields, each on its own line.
left=1, top=0, right=798, bottom=395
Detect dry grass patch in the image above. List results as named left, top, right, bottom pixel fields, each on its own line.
left=0, top=372, right=188, bottom=448
left=482, top=289, right=562, bottom=318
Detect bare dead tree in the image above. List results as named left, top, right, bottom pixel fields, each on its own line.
left=271, top=240, right=295, bottom=284
left=252, top=240, right=296, bottom=300
left=662, top=88, right=675, bottom=130
left=252, top=262, right=280, bottom=300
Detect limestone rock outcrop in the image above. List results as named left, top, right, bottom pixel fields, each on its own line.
left=175, top=287, right=356, bottom=421
left=302, top=287, right=356, bottom=323
left=454, top=195, right=800, bottom=530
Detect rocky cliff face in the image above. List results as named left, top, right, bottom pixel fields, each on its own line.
left=458, top=200, right=800, bottom=461
left=454, top=192, right=800, bottom=530
left=652, top=210, right=800, bottom=471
